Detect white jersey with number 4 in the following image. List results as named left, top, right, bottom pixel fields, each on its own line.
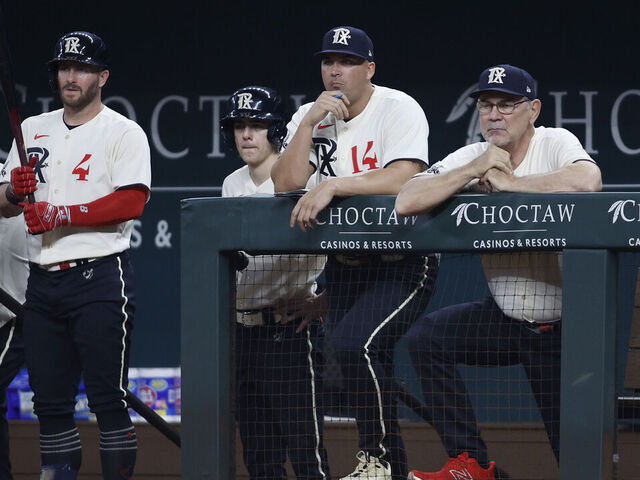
left=284, top=85, right=429, bottom=187
left=0, top=106, right=151, bottom=265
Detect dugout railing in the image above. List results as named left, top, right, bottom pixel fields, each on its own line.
left=181, top=192, right=640, bottom=480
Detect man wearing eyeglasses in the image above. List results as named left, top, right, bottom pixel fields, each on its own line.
left=395, top=64, right=601, bottom=480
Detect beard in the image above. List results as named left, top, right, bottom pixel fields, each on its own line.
left=59, top=76, right=100, bottom=111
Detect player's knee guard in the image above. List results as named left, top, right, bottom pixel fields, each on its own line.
left=40, top=463, right=78, bottom=480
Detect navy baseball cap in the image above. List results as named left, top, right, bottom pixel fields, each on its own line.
left=470, top=64, right=537, bottom=100
left=315, top=26, right=374, bottom=61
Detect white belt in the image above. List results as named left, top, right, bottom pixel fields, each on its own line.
left=236, top=309, right=296, bottom=327
left=236, top=310, right=267, bottom=327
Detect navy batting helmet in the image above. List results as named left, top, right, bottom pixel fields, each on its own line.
left=48, top=31, right=111, bottom=92
left=49, top=31, right=111, bottom=70
left=221, top=86, right=287, bottom=150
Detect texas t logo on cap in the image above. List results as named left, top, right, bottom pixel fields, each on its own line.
left=469, top=64, right=537, bottom=100
left=332, top=28, right=351, bottom=45
left=315, top=25, right=374, bottom=61
left=487, top=67, right=506, bottom=84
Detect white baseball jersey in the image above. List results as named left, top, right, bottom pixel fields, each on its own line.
left=284, top=85, right=429, bottom=186
left=416, top=126, right=595, bottom=323
left=222, top=165, right=326, bottom=312
left=0, top=215, right=29, bottom=327
left=0, top=106, right=151, bottom=265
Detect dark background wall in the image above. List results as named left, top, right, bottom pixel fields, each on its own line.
left=0, top=1, right=638, bottom=367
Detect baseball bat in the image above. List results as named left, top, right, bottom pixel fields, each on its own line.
left=394, top=380, right=433, bottom=424
left=0, top=6, right=34, bottom=203
left=0, top=286, right=22, bottom=319
left=125, top=390, right=181, bottom=447
left=0, top=287, right=181, bottom=447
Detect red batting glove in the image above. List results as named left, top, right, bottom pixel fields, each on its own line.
left=6, top=158, right=38, bottom=204
left=20, top=201, right=71, bottom=235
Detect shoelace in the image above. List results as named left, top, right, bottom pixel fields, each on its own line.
left=354, top=459, right=382, bottom=474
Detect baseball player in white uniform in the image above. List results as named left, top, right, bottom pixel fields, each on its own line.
left=221, top=86, right=330, bottom=479
left=0, top=215, right=29, bottom=480
left=271, top=26, right=439, bottom=480
left=0, top=31, right=151, bottom=480
left=396, top=64, right=602, bottom=480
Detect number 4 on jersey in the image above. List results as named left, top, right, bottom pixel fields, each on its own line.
left=72, top=154, right=91, bottom=181
left=351, top=141, right=378, bottom=174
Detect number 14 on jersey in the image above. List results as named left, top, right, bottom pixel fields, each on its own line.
left=351, top=141, right=378, bottom=174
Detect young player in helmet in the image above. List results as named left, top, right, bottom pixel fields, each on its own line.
left=221, top=86, right=330, bottom=479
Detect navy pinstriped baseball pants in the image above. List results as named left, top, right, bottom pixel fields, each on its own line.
left=405, top=295, right=561, bottom=467
left=24, top=251, right=135, bottom=418
left=236, top=320, right=330, bottom=480
left=325, top=254, right=438, bottom=480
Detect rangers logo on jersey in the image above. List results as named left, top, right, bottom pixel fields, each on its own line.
left=487, top=67, right=506, bottom=84
left=64, top=36, right=83, bottom=54
left=0, top=148, right=49, bottom=182
left=27, top=147, right=50, bottom=183
left=313, top=137, right=337, bottom=177
left=332, top=28, right=351, bottom=45
left=237, top=93, right=253, bottom=109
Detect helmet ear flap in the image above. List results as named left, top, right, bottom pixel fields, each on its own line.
left=267, top=123, right=280, bottom=150
left=267, top=121, right=287, bottom=151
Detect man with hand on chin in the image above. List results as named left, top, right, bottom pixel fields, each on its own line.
left=272, top=25, right=438, bottom=480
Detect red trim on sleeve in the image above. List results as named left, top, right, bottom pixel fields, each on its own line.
left=68, top=186, right=148, bottom=227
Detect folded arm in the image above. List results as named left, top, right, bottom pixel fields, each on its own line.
left=395, top=143, right=512, bottom=216
left=482, top=160, right=602, bottom=193
left=291, top=159, right=423, bottom=231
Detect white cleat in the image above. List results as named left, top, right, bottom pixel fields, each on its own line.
left=340, top=450, right=392, bottom=479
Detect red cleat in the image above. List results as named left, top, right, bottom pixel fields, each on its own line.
left=408, top=452, right=495, bottom=480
